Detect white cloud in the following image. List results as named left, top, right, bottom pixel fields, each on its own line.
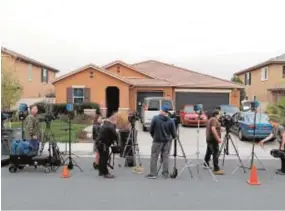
left=1, top=0, right=285, bottom=79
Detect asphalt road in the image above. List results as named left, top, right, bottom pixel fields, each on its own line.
left=2, top=157, right=284, bottom=210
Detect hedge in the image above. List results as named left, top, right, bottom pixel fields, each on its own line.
left=31, top=102, right=100, bottom=115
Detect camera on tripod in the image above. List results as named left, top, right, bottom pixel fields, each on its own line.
left=39, top=113, right=58, bottom=124
left=128, top=112, right=139, bottom=126
left=219, top=114, right=234, bottom=132
left=18, top=103, right=29, bottom=121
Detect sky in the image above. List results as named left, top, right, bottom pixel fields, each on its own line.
left=1, top=0, right=285, bottom=80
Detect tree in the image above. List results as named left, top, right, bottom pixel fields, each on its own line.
left=231, top=75, right=246, bottom=102
left=1, top=59, right=23, bottom=110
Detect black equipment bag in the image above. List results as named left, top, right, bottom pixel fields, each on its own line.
left=111, top=145, right=121, bottom=154
left=119, top=130, right=135, bottom=167
left=270, top=149, right=285, bottom=158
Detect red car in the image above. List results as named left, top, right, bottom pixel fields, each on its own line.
left=180, top=104, right=208, bottom=127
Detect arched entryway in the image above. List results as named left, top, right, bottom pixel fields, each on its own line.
left=106, top=86, right=120, bottom=117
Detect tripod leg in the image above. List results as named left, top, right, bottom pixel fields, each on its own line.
left=229, top=136, right=246, bottom=173
left=70, top=158, right=84, bottom=172
left=177, top=139, right=193, bottom=178
left=254, top=153, right=267, bottom=171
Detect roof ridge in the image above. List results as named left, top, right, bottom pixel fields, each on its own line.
left=136, top=60, right=242, bottom=87
left=52, top=63, right=132, bottom=85
left=1, top=46, right=60, bottom=73
left=102, top=60, right=157, bottom=79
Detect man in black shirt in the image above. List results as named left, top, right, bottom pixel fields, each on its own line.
left=96, top=116, right=118, bottom=178
left=260, top=116, right=285, bottom=175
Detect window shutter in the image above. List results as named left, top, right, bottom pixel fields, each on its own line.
left=84, top=88, right=90, bottom=103
left=67, top=87, right=73, bottom=103
left=46, top=69, right=49, bottom=83
left=249, top=72, right=251, bottom=85
left=41, top=68, right=44, bottom=82
left=244, top=74, right=247, bottom=85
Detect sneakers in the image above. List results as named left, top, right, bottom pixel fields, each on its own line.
left=276, top=169, right=285, bottom=175
left=145, top=174, right=157, bottom=179
left=213, top=170, right=225, bottom=175
left=103, top=174, right=115, bottom=179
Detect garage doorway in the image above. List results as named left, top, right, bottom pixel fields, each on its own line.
left=106, top=86, right=119, bottom=117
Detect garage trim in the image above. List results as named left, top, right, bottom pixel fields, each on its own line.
left=174, top=89, right=231, bottom=93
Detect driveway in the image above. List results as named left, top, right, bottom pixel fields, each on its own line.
left=69, top=122, right=278, bottom=160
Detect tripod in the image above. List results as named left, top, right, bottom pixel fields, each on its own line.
left=120, top=123, right=143, bottom=172
left=218, top=129, right=246, bottom=174
left=65, top=115, right=83, bottom=172
left=157, top=123, right=193, bottom=179
left=178, top=116, right=217, bottom=181
left=61, top=128, right=80, bottom=158
left=232, top=109, right=267, bottom=174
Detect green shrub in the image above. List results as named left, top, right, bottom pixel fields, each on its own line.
left=266, top=97, right=285, bottom=126
left=75, top=102, right=100, bottom=114
left=71, top=114, right=93, bottom=125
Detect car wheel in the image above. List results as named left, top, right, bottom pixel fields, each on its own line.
left=238, top=129, right=244, bottom=141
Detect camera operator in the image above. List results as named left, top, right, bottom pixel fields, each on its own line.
left=96, top=115, right=118, bottom=178
left=259, top=116, right=285, bottom=175
left=24, top=105, right=41, bottom=153
left=146, top=105, right=177, bottom=179
left=204, top=109, right=224, bottom=175
left=93, top=109, right=103, bottom=169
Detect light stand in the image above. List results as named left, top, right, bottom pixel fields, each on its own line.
left=232, top=101, right=267, bottom=174
left=178, top=110, right=218, bottom=182
left=65, top=104, right=83, bottom=172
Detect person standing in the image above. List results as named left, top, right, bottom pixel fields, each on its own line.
left=25, top=105, right=41, bottom=155
left=96, top=116, right=118, bottom=178
left=146, top=105, right=177, bottom=179
left=204, top=109, right=224, bottom=175
left=259, top=116, right=285, bottom=175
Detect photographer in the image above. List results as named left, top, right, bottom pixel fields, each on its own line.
left=24, top=105, right=41, bottom=153
left=146, top=105, right=177, bottom=179
left=204, top=109, right=224, bottom=175
left=96, top=115, right=118, bottom=178
left=259, top=116, right=285, bottom=175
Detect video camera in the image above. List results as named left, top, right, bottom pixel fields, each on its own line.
left=18, top=103, right=29, bottom=121
left=219, top=114, right=234, bottom=131
left=39, top=113, right=58, bottom=123
left=128, top=112, right=139, bottom=126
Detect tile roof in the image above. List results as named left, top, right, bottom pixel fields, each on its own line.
left=102, top=60, right=156, bottom=79
left=51, top=64, right=131, bottom=84
left=126, top=78, right=173, bottom=87
left=1, top=47, right=60, bottom=73
left=132, top=60, right=243, bottom=89
left=235, top=53, right=285, bottom=75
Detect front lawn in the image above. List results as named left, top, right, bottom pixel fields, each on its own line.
left=11, top=120, right=88, bottom=143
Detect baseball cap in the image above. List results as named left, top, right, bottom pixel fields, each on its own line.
left=162, top=105, right=169, bottom=112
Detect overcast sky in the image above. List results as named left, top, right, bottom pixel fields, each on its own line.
left=1, top=0, right=285, bottom=80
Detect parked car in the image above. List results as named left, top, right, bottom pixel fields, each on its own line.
left=180, top=104, right=208, bottom=127
left=220, top=104, right=240, bottom=117
left=141, top=97, right=175, bottom=131
left=230, top=111, right=272, bottom=141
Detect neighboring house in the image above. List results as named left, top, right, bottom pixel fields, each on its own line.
left=52, top=60, right=243, bottom=117
left=235, top=53, right=285, bottom=110
left=1, top=47, right=60, bottom=101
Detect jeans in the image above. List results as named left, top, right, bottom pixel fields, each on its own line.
left=204, top=142, right=220, bottom=171
left=150, top=141, right=172, bottom=175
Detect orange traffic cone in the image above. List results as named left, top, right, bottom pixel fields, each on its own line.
left=61, top=166, right=70, bottom=178
left=247, top=164, right=260, bottom=185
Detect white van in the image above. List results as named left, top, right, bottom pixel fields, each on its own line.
left=141, top=97, right=175, bottom=131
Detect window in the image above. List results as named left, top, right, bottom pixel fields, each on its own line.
left=73, top=88, right=84, bottom=104
left=244, top=72, right=251, bottom=85
left=28, top=64, right=32, bottom=81
left=282, top=66, right=285, bottom=78
left=261, top=67, right=268, bottom=81
left=147, top=100, right=160, bottom=111
left=161, top=99, right=173, bottom=110
left=184, top=106, right=194, bottom=113
left=42, top=68, right=48, bottom=82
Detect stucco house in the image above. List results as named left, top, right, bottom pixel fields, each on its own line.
left=52, top=60, right=243, bottom=117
